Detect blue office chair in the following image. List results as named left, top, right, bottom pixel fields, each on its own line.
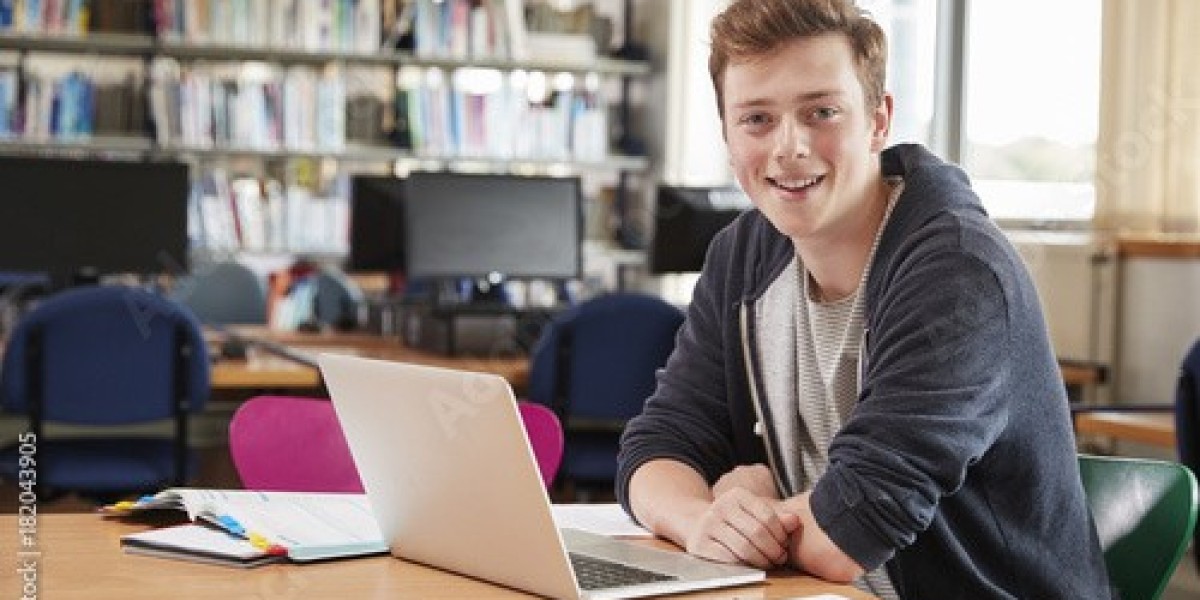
left=0, top=285, right=210, bottom=501
left=528, top=292, right=684, bottom=496
left=171, top=261, right=268, bottom=325
left=1175, top=336, right=1200, bottom=570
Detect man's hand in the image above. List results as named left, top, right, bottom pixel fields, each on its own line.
left=777, top=493, right=866, bottom=583
left=683, top=486, right=799, bottom=569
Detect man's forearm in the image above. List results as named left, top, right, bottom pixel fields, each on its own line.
left=627, top=459, right=714, bottom=548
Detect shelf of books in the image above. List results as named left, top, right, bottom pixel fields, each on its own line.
left=0, top=0, right=653, bottom=260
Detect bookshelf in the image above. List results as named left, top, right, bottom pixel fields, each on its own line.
left=0, top=0, right=652, bottom=271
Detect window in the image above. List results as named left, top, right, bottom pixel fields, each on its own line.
left=865, top=0, right=1102, bottom=226
left=961, top=0, right=1101, bottom=225
left=860, top=0, right=939, bottom=146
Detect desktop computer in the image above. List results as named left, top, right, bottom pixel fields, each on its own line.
left=400, top=303, right=557, bottom=357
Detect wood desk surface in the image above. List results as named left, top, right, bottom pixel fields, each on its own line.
left=208, top=326, right=530, bottom=393
left=0, top=514, right=875, bottom=599
left=1073, top=411, right=1176, bottom=448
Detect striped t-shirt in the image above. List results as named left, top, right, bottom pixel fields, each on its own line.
left=756, top=179, right=903, bottom=599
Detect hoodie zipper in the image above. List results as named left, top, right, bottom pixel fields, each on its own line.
left=738, top=301, right=795, bottom=498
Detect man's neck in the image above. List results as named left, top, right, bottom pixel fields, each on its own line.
left=795, top=179, right=892, bottom=303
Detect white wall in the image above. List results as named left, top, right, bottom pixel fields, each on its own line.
left=1009, top=231, right=1200, bottom=408
left=1117, top=258, right=1200, bottom=404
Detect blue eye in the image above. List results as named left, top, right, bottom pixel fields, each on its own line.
left=812, top=107, right=840, bottom=120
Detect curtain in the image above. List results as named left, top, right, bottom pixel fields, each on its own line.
left=1095, top=0, right=1200, bottom=234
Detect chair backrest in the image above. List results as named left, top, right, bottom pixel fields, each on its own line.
left=1177, top=337, right=1200, bottom=473
left=1079, top=454, right=1199, bottom=600
left=518, top=401, right=564, bottom=488
left=1, top=285, right=210, bottom=423
left=171, top=261, right=268, bottom=325
left=528, top=292, right=684, bottom=485
left=229, top=396, right=563, bottom=492
left=229, top=395, right=364, bottom=493
left=1174, top=336, right=1200, bottom=574
left=0, top=285, right=210, bottom=495
left=530, top=292, right=684, bottom=421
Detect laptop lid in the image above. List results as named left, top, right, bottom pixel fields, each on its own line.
left=319, top=354, right=764, bottom=599
left=320, top=353, right=580, bottom=599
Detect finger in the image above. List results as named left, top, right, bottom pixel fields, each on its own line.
left=743, top=498, right=791, bottom=546
left=728, top=501, right=793, bottom=566
left=685, top=525, right=740, bottom=565
left=711, top=498, right=788, bottom=568
left=708, top=520, right=775, bottom=570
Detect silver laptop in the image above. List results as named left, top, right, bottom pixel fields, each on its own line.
left=318, top=353, right=764, bottom=600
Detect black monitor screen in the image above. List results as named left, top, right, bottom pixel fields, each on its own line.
left=404, top=172, right=581, bottom=280
left=650, top=185, right=751, bottom=274
left=347, top=175, right=406, bottom=273
left=0, top=156, right=190, bottom=288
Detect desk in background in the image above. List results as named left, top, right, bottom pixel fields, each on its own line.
left=208, top=326, right=530, bottom=395
left=1074, top=411, right=1176, bottom=449
left=0, top=514, right=877, bottom=599
left=210, top=328, right=1095, bottom=399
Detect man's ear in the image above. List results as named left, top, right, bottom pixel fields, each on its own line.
left=870, top=93, right=894, bottom=152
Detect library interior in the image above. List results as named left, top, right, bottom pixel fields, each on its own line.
left=1, top=0, right=1200, bottom=598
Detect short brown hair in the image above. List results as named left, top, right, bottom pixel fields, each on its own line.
left=708, top=0, right=888, bottom=120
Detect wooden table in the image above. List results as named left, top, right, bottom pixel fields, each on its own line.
left=208, top=326, right=530, bottom=394
left=1073, top=411, right=1176, bottom=448
left=0, top=514, right=876, bottom=599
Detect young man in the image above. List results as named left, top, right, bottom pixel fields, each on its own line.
left=616, top=0, right=1112, bottom=598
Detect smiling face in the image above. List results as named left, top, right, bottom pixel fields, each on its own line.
left=722, top=34, right=892, bottom=248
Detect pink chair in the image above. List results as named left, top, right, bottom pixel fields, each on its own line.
left=518, top=401, right=565, bottom=489
left=228, top=395, right=564, bottom=492
left=228, top=395, right=364, bottom=492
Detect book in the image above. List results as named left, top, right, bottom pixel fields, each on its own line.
left=121, top=523, right=285, bottom=568
left=103, top=489, right=388, bottom=564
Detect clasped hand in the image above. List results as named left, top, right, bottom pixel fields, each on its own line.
left=683, top=464, right=801, bottom=569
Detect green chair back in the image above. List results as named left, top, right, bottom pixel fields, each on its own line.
left=1079, top=454, right=1199, bottom=600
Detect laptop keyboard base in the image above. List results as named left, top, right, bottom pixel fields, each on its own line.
left=569, top=552, right=679, bottom=591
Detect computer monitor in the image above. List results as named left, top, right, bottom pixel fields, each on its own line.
left=403, top=172, right=582, bottom=282
left=650, top=185, right=752, bottom=274
left=0, top=156, right=190, bottom=289
left=347, top=174, right=407, bottom=274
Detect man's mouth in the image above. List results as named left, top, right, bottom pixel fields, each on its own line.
left=768, top=175, right=824, bottom=192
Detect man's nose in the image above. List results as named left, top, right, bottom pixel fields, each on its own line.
left=773, top=117, right=810, bottom=161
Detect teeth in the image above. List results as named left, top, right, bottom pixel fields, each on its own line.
left=774, top=176, right=820, bottom=189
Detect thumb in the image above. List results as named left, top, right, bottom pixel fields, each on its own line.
left=778, top=510, right=802, bottom=533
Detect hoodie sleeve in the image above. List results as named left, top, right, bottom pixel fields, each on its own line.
left=809, top=221, right=1021, bottom=570
left=615, top=227, right=745, bottom=517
